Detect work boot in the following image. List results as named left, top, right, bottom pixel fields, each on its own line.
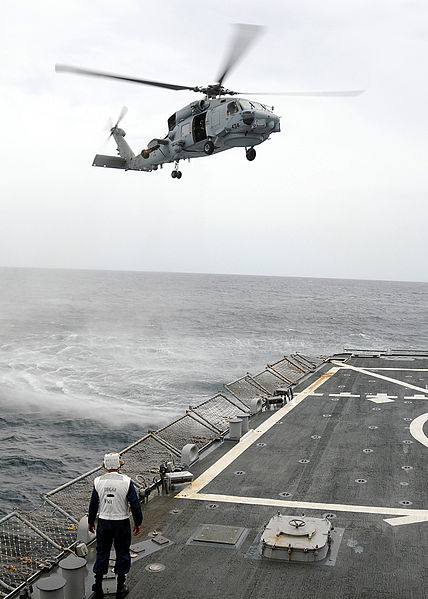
left=92, top=583, right=104, bottom=598
left=116, top=574, right=129, bottom=598
left=92, top=574, right=104, bottom=598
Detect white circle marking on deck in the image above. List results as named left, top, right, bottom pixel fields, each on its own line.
left=409, top=413, right=428, bottom=449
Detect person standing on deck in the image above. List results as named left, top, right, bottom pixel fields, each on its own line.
left=88, top=452, right=143, bottom=599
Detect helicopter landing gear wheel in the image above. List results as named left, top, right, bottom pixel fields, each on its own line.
left=204, top=140, right=214, bottom=155
left=171, top=162, right=182, bottom=179
left=246, top=147, right=256, bottom=161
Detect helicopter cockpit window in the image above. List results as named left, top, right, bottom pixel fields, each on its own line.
left=227, top=101, right=239, bottom=116
left=239, top=100, right=254, bottom=111
left=168, top=113, right=176, bottom=131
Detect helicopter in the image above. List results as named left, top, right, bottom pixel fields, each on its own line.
left=56, top=24, right=363, bottom=179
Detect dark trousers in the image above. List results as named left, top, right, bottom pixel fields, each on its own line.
left=93, top=518, right=131, bottom=575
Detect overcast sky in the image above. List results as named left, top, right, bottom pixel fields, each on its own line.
left=1, top=0, right=427, bottom=281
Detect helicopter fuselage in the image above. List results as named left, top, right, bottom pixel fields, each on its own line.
left=102, top=97, right=280, bottom=173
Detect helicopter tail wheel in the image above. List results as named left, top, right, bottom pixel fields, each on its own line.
left=176, top=171, right=182, bottom=179
left=171, top=170, right=177, bottom=178
left=204, top=140, right=214, bottom=155
left=246, top=147, right=256, bottom=161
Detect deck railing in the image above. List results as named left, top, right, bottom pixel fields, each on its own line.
left=0, top=353, right=324, bottom=598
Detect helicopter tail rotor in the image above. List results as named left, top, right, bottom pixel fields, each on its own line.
left=108, top=106, right=128, bottom=139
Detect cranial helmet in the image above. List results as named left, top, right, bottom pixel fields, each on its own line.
left=103, top=452, right=121, bottom=470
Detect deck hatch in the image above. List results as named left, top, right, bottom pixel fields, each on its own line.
left=187, top=524, right=249, bottom=548
left=260, top=513, right=332, bottom=562
left=194, top=524, right=244, bottom=544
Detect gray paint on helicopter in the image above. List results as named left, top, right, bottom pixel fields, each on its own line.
left=93, top=98, right=280, bottom=172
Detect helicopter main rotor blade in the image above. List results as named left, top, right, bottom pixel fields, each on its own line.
left=238, top=90, right=365, bottom=97
left=55, top=64, right=197, bottom=92
left=216, top=23, right=264, bottom=87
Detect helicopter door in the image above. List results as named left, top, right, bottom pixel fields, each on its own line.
left=192, top=112, right=207, bottom=143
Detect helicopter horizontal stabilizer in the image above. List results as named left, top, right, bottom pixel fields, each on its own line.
left=92, top=154, right=128, bottom=169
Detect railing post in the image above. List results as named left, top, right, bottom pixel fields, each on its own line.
left=59, top=555, right=87, bottom=599
left=36, top=575, right=66, bottom=599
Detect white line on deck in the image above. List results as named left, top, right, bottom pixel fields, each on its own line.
left=177, top=364, right=428, bottom=528
left=363, top=368, right=428, bottom=372
left=331, top=362, right=428, bottom=395
left=329, top=393, right=360, bottom=398
left=366, top=393, right=397, bottom=403
left=183, top=493, right=428, bottom=527
left=404, top=395, right=428, bottom=400
left=409, top=413, right=428, bottom=449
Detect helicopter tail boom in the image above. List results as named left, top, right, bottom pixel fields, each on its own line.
left=93, top=126, right=141, bottom=171
left=111, top=128, right=135, bottom=161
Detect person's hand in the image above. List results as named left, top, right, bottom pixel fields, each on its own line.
left=88, top=523, right=95, bottom=534
left=133, top=525, right=141, bottom=536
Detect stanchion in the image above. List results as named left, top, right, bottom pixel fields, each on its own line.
left=59, top=555, right=87, bottom=599
left=36, top=575, right=66, bottom=599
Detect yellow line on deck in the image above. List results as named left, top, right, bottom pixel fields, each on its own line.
left=177, top=364, right=428, bottom=527
left=176, top=368, right=339, bottom=497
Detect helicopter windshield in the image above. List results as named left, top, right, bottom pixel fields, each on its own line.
left=239, top=100, right=253, bottom=111
left=239, top=100, right=268, bottom=111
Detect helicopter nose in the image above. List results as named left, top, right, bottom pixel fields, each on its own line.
left=269, top=115, right=281, bottom=133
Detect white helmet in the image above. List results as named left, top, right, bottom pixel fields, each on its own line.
left=103, top=452, right=121, bottom=470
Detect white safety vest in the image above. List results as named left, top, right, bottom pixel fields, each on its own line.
left=94, top=472, right=132, bottom=521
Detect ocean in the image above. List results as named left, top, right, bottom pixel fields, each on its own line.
left=0, top=267, right=427, bottom=516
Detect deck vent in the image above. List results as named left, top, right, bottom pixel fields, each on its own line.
left=260, top=513, right=332, bottom=562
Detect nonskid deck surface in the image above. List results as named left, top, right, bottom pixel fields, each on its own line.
left=1, top=353, right=427, bottom=598
left=127, top=356, right=428, bottom=599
